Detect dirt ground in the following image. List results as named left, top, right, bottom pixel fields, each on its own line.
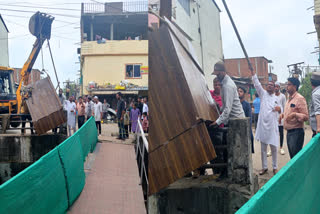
left=252, top=125, right=313, bottom=187
left=98, top=122, right=136, bottom=144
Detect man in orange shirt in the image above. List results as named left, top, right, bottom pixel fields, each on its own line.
left=283, top=77, right=308, bottom=159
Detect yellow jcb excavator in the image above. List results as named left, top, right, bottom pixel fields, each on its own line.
left=0, top=12, right=54, bottom=131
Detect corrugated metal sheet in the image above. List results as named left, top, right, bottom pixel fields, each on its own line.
left=148, top=19, right=219, bottom=195
left=25, top=77, right=66, bottom=135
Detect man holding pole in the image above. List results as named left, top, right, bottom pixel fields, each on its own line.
left=249, top=69, right=281, bottom=175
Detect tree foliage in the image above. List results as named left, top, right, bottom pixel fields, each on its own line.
left=63, top=82, right=79, bottom=99
left=299, top=73, right=312, bottom=106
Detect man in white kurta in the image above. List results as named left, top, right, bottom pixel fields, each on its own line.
left=93, top=96, right=103, bottom=135
left=251, top=72, right=281, bottom=175
left=66, top=96, right=76, bottom=137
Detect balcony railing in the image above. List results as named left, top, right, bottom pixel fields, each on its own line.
left=82, top=1, right=148, bottom=14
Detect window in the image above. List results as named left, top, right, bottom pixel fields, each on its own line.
left=178, top=0, right=190, bottom=16
left=126, top=64, right=141, bottom=78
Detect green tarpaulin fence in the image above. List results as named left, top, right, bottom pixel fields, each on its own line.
left=76, top=116, right=98, bottom=159
left=0, top=116, right=98, bottom=214
left=58, top=134, right=85, bottom=207
left=237, top=134, right=320, bottom=214
left=0, top=149, right=68, bottom=214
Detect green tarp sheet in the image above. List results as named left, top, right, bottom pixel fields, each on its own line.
left=0, top=149, right=68, bottom=214
left=58, top=134, right=85, bottom=206
left=237, top=134, right=320, bottom=214
left=76, top=116, right=98, bottom=160
left=0, top=116, right=99, bottom=214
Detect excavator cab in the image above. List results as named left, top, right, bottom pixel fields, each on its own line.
left=0, top=67, right=17, bottom=114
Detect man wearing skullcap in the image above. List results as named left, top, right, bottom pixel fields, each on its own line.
left=283, top=77, right=308, bottom=159
left=211, top=61, right=244, bottom=126
left=309, top=71, right=320, bottom=137
left=274, top=82, right=286, bottom=155
left=249, top=68, right=281, bottom=175
left=93, top=96, right=103, bottom=135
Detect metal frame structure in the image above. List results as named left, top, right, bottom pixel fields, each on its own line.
left=135, top=118, right=148, bottom=203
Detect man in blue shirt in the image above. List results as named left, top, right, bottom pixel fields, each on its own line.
left=253, top=93, right=260, bottom=130
left=238, top=86, right=254, bottom=153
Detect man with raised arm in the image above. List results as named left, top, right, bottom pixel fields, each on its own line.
left=249, top=68, right=281, bottom=175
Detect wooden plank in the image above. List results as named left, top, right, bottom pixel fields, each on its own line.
left=25, top=77, right=66, bottom=135
left=170, top=29, right=219, bottom=121
left=148, top=122, right=216, bottom=195
left=149, top=25, right=198, bottom=151
left=148, top=19, right=219, bottom=195
left=149, top=21, right=219, bottom=151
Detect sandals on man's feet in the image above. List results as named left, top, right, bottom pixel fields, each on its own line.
left=259, top=169, right=268, bottom=175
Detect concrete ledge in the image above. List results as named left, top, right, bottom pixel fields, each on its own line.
left=148, top=176, right=253, bottom=214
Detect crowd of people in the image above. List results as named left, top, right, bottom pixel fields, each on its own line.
left=210, top=61, right=320, bottom=176
left=54, top=90, right=149, bottom=139
left=115, top=92, right=149, bottom=140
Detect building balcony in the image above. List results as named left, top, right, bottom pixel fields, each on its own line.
left=81, top=1, right=148, bottom=15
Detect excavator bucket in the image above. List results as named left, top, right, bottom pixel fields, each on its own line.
left=29, top=11, right=54, bottom=39
left=25, top=78, right=67, bottom=135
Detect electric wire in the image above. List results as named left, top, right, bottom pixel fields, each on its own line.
left=1, top=13, right=78, bottom=24
left=0, top=3, right=81, bottom=11
left=0, top=8, right=80, bottom=18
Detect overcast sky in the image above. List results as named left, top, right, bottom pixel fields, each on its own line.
left=216, top=0, right=318, bottom=82
left=0, top=0, right=318, bottom=86
left=0, top=0, right=86, bottom=88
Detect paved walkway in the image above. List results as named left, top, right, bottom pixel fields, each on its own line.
left=68, top=124, right=146, bottom=214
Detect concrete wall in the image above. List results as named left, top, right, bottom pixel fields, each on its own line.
left=148, top=118, right=257, bottom=214
left=315, top=0, right=320, bottom=15
left=172, top=0, right=223, bottom=90
left=0, top=134, right=66, bottom=184
left=81, top=40, right=148, bottom=94
left=148, top=178, right=252, bottom=214
left=0, top=17, right=9, bottom=67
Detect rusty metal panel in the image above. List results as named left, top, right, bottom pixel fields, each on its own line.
left=148, top=19, right=219, bottom=195
left=148, top=123, right=216, bottom=195
left=26, top=77, right=66, bottom=135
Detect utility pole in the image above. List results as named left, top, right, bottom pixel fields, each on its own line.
left=287, top=62, right=304, bottom=80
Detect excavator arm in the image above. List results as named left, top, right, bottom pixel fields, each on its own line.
left=16, top=12, right=54, bottom=114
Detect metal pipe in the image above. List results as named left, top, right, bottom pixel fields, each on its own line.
left=196, top=1, right=205, bottom=70
left=221, top=0, right=254, bottom=72
left=47, top=40, right=60, bottom=90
